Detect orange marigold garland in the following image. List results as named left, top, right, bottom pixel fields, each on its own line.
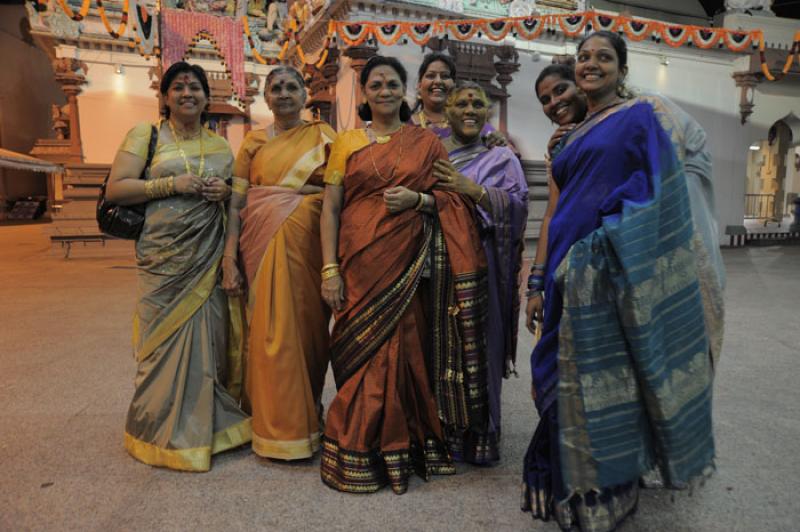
left=56, top=0, right=91, bottom=21
left=96, top=0, right=129, bottom=39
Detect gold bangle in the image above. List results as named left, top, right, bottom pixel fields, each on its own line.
left=321, top=263, right=339, bottom=271
left=144, top=180, right=155, bottom=199
left=321, top=268, right=341, bottom=280
left=232, top=176, right=249, bottom=195
left=414, top=192, right=425, bottom=211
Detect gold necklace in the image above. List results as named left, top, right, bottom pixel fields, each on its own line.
left=368, top=124, right=404, bottom=182
left=419, top=110, right=448, bottom=129
left=168, top=120, right=205, bottom=177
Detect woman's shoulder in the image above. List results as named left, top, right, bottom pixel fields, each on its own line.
left=312, top=120, right=337, bottom=139
left=204, top=127, right=233, bottom=150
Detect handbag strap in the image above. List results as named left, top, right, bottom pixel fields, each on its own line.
left=139, top=122, right=160, bottom=180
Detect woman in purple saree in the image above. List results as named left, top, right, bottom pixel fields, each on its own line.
left=432, top=81, right=528, bottom=463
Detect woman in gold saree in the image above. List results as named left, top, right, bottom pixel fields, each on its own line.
left=222, top=66, right=336, bottom=461
left=106, top=62, right=250, bottom=472
left=319, top=56, right=489, bottom=495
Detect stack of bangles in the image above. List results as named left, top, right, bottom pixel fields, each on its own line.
left=526, top=263, right=545, bottom=299
left=321, top=263, right=340, bottom=280
left=144, top=176, right=176, bottom=200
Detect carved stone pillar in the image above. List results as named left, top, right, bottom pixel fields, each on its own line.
left=344, top=44, right=378, bottom=128
left=732, top=71, right=759, bottom=124
left=494, top=46, right=520, bottom=135
left=243, top=72, right=261, bottom=134
left=306, top=47, right=340, bottom=129
left=53, top=58, right=88, bottom=163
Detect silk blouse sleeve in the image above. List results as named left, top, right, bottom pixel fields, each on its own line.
left=118, top=122, right=155, bottom=159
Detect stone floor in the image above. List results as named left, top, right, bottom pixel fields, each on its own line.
left=1, top=225, right=798, bottom=531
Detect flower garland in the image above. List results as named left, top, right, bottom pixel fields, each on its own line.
left=130, top=0, right=157, bottom=58
left=242, top=15, right=279, bottom=65
left=55, top=0, right=91, bottom=21
left=327, top=10, right=768, bottom=54
left=760, top=30, right=800, bottom=81
left=95, top=0, right=128, bottom=39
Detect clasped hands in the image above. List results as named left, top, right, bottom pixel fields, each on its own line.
left=174, top=174, right=231, bottom=202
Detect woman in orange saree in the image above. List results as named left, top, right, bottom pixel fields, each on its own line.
left=222, top=66, right=336, bottom=461
left=319, top=56, right=489, bottom=495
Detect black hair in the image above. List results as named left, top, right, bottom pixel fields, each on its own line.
left=534, top=64, right=576, bottom=97
left=357, top=55, right=412, bottom=122
left=577, top=30, right=628, bottom=71
left=160, top=61, right=211, bottom=121
left=265, top=65, right=306, bottom=94
left=412, top=52, right=457, bottom=114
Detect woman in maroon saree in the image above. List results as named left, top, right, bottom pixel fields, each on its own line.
left=319, top=56, right=489, bottom=494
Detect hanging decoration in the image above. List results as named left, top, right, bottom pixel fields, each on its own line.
left=95, top=0, right=128, bottom=39
left=760, top=30, right=800, bottom=81
left=161, top=9, right=246, bottom=100
left=54, top=0, right=91, bottom=21
left=130, top=0, right=156, bottom=57
left=243, top=15, right=279, bottom=65
left=326, top=11, right=770, bottom=55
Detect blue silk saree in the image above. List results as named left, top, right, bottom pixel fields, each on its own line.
left=522, top=97, right=723, bottom=531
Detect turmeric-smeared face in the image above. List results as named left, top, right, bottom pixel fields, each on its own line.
left=445, top=88, right=488, bottom=143
left=363, top=65, right=406, bottom=119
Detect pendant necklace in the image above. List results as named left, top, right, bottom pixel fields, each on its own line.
left=368, top=124, right=404, bottom=182
left=168, top=119, right=205, bottom=177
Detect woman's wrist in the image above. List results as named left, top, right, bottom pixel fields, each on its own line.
left=145, top=176, right=176, bottom=200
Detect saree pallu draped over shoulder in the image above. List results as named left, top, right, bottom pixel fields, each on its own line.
left=447, top=143, right=528, bottom=463
left=235, top=121, right=336, bottom=460
left=522, top=99, right=721, bottom=531
left=320, top=126, right=490, bottom=494
left=123, top=123, right=251, bottom=472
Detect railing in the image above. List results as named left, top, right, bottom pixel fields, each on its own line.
left=744, top=194, right=776, bottom=221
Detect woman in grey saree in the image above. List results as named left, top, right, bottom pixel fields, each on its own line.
left=106, top=62, right=251, bottom=472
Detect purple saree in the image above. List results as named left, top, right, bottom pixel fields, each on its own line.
left=449, top=143, right=528, bottom=451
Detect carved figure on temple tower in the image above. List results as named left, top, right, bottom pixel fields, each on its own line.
left=725, top=0, right=774, bottom=13
left=51, top=104, right=70, bottom=140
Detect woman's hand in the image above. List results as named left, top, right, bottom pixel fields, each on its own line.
left=525, top=293, right=543, bottom=335
left=547, top=124, right=576, bottom=155
left=222, top=256, right=244, bottom=297
left=433, top=160, right=482, bottom=199
left=322, top=275, right=344, bottom=311
left=201, top=177, right=230, bottom=202
left=174, top=174, right=205, bottom=196
left=483, top=130, right=508, bottom=148
left=383, top=186, right=419, bottom=214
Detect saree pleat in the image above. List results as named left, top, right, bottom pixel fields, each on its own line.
left=321, top=126, right=487, bottom=493
left=122, top=123, right=250, bottom=472
left=522, top=98, right=720, bottom=530
left=235, top=122, right=335, bottom=460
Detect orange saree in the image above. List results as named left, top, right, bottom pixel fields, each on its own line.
left=320, top=125, right=489, bottom=494
left=234, top=121, right=336, bottom=460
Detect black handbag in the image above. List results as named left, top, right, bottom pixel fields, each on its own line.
left=96, top=124, right=159, bottom=240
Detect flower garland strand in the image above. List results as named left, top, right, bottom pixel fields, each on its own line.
left=96, top=0, right=128, bottom=39
left=760, top=30, right=800, bottom=81
left=327, top=10, right=771, bottom=55
left=56, top=0, right=91, bottom=21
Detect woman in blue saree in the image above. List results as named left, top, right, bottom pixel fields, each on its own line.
left=432, top=81, right=528, bottom=463
left=521, top=32, right=724, bottom=531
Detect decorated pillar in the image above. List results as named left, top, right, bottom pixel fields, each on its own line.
left=344, top=44, right=378, bottom=128
left=306, top=47, right=340, bottom=129
left=243, top=72, right=261, bottom=134
left=53, top=58, right=88, bottom=163
left=494, top=46, right=520, bottom=135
